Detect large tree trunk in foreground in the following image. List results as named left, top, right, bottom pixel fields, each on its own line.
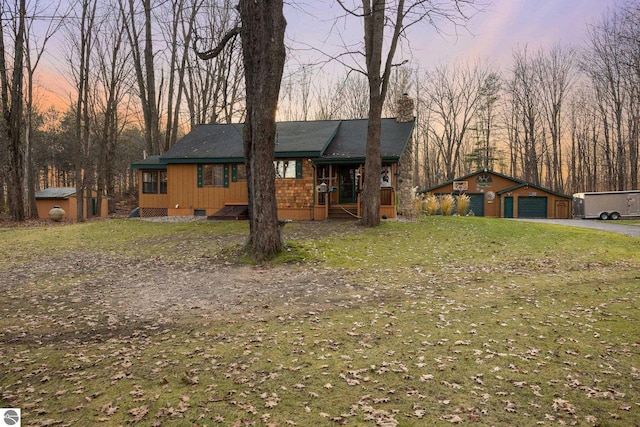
left=238, top=0, right=287, bottom=261
left=359, top=0, right=387, bottom=227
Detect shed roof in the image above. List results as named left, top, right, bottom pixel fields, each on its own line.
left=35, top=187, right=76, bottom=199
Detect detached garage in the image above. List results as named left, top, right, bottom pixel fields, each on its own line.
left=419, top=170, right=572, bottom=219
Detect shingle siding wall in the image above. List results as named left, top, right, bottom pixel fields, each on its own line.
left=275, top=159, right=314, bottom=209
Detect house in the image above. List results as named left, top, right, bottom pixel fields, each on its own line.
left=35, top=187, right=109, bottom=221
left=419, top=170, right=573, bottom=218
left=132, top=98, right=416, bottom=221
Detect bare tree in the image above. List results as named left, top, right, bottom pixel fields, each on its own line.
left=92, top=1, right=133, bottom=215
left=197, top=0, right=286, bottom=262
left=567, top=87, right=601, bottom=192
left=508, top=45, right=542, bottom=185
left=583, top=11, right=627, bottom=190
left=422, top=60, right=491, bottom=180
left=341, top=73, right=370, bottom=119
left=279, top=64, right=314, bottom=121
left=0, top=0, right=27, bottom=221
left=618, top=1, right=640, bottom=189
left=335, top=0, right=479, bottom=226
left=313, top=76, right=347, bottom=120
left=188, top=0, right=244, bottom=125
left=119, top=0, right=160, bottom=155
left=65, top=0, right=98, bottom=221
left=23, top=1, right=66, bottom=218
left=535, top=44, right=576, bottom=193
left=160, top=0, right=204, bottom=149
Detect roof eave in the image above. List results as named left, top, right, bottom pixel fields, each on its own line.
left=274, top=151, right=322, bottom=158
left=160, top=157, right=245, bottom=164
left=131, top=163, right=167, bottom=170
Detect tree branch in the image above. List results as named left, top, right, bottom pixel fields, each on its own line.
left=335, top=0, right=365, bottom=17
left=195, top=26, right=241, bottom=60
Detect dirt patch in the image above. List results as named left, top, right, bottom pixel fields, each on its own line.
left=1, top=220, right=370, bottom=346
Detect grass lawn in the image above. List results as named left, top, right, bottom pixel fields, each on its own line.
left=1, top=217, right=639, bottom=426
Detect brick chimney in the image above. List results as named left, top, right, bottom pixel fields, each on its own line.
left=396, top=93, right=414, bottom=123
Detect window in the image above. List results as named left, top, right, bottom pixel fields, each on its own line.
left=159, top=171, right=167, bottom=194
left=274, top=160, right=299, bottom=179
left=142, top=171, right=158, bottom=194
left=142, top=170, right=168, bottom=194
left=198, top=164, right=229, bottom=188
left=202, top=164, right=225, bottom=187
left=233, top=163, right=247, bottom=181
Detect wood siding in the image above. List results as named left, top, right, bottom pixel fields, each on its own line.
left=168, top=164, right=247, bottom=214
left=36, top=193, right=109, bottom=221
left=502, top=185, right=571, bottom=219
left=137, top=170, right=168, bottom=209
left=427, top=171, right=572, bottom=219
left=138, top=160, right=402, bottom=220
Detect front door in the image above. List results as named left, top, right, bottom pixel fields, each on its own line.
left=338, top=166, right=357, bottom=204
left=504, top=196, right=514, bottom=218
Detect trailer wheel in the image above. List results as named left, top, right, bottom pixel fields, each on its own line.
left=609, top=212, right=621, bottom=220
left=599, top=212, right=609, bottom=220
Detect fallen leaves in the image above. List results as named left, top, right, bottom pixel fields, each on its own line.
left=2, top=220, right=639, bottom=426
left=128, top=405, right=148, bottom=422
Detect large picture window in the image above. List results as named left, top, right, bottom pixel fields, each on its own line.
left=142, top=170, right=167, bottom=194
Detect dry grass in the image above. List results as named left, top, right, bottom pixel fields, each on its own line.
left=455, top=194, right=471, bottom=216
left=439, top=194, right=455, bottom=216
left=422, top=193, right=439, bottom=216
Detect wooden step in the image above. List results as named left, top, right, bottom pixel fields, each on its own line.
left=208, top=204, right=249, bottom=220
left=328, top=206, right=359, bottom=219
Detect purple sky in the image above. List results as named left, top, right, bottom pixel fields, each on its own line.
left=286, top=0, right=619, bottom=70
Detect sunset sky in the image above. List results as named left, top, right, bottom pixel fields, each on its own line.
left=286, top=0, right=619, bottom=69
left=38, top=0, right=620, bottom=110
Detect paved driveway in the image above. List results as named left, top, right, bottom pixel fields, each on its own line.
left=509, top=218, right=640, bottom=238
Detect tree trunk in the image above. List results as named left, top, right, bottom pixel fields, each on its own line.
left=238, top=0, right=287, bottom=261
left=359, top=0, right=386, bottom=227
left=361, top=100, right=383, bottom=226
left=1, top=0, right=27, bottom=221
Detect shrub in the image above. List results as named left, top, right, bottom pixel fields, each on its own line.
left=422, top=193, right=439, bottom=216
left=455, top=194, right=471, bottom=216
left=439, top=194, right=455, bottom=216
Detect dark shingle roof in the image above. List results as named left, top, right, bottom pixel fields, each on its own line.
left=161, top=121, right=342, bottom=163
left=317, top=118, right=415, bottom=163
left=161, top=124, right=245, bottom=162
left=136, top=118, right=415, bottom=166
left=274, top=120, right=340, bottom=157
left=131, top=155, right=166, bottom=170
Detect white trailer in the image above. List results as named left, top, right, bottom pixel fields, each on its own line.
left=573, top=190, right=640, bottom=220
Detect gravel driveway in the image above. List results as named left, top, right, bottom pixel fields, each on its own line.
left=510, top=218, right=640, bottom=237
